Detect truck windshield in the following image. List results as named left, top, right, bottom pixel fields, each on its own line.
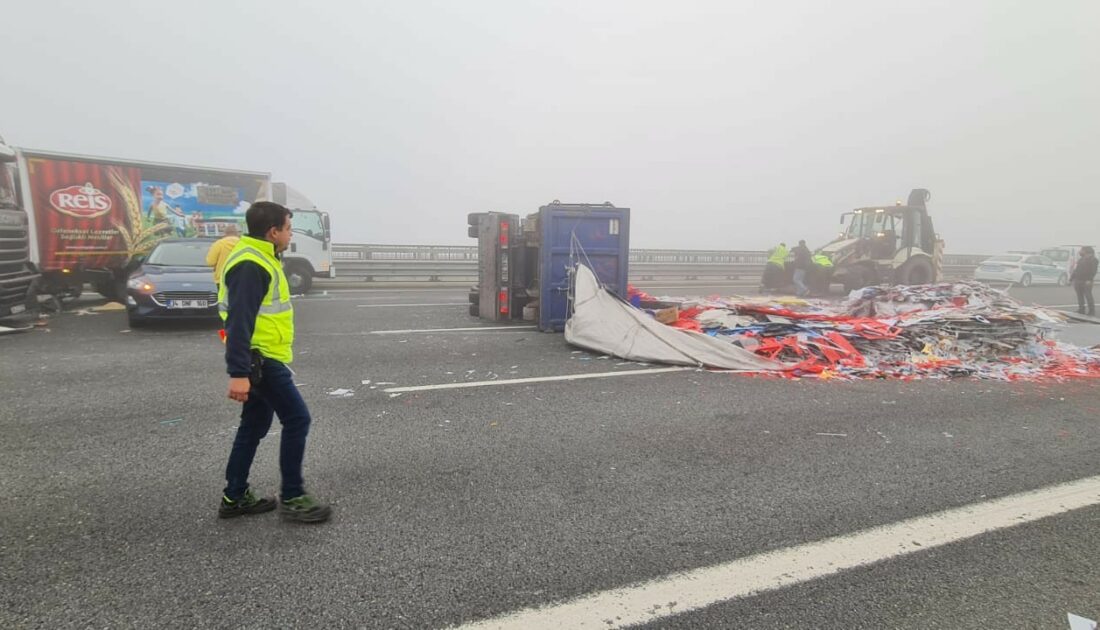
left=843, top=210, right=896, bottom=239
left=292, top=210, right=325, bottom=240
left=0, top=166, right=16, bottom=208
left=146, top=241, right=213, bottom=267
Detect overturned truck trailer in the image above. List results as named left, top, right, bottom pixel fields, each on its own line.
left=467, top=201, right=630, bottom=332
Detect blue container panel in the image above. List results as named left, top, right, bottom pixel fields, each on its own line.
left=538, top=206, right=630, bottom=332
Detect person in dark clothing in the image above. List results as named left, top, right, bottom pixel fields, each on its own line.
left=217, top=201, right=332, bottom=523
left=790, top=240, right=812, bottom=297
left=1070, top=245, right=1097, bottom=316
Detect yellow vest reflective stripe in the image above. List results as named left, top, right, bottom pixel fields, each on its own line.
left=217, top=236, right=294, bottom=364
left=768, top=246, right=789, bottom=265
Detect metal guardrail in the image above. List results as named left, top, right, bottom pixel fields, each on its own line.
left=329, top=244, right=988, bottom=283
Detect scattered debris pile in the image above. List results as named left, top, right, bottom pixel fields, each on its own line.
left=622, top=281, right=1100, bottom=380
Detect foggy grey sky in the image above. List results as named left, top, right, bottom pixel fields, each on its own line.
left=4, top=1, right=1098, bottom=254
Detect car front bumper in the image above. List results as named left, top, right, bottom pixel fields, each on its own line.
left=126, top=291, right=219, bottom=320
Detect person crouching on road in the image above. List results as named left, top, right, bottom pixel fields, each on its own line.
left=1070, top=245, right=1097, bottom=316
left=217, top=201, right=332, bottom=523
left=809, top=252, right=834, bottom=296
left=762, top=242, right=788, bottom=291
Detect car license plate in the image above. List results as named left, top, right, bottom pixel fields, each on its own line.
left=168, top=300, right=208, bottom=309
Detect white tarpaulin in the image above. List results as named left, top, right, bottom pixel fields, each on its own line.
left=564, top=264, right=784, bottom=371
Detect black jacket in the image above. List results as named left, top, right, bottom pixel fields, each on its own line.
left=223, top=261, right=272, bottom=377
left=1071, top=254, right=1098, bottom=283
left=791, top=245, right=812, bottom=271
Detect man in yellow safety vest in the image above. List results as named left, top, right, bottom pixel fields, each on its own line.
left=217, top=201, right=331, bottom=523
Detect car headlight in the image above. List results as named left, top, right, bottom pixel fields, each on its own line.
left=127, top=277, right=156, bottom=293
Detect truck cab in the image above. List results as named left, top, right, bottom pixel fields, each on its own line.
left=0, top=135, right=39, bottom=318
left=271, top=182, right=333, bottom=294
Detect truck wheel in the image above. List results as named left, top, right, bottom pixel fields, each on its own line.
left=95, top=281, right=115, bottom=300
left=898, top=258, right=934, bottom=286
left=285, top=262, right=313, bottom=294
left=842, top=266, right=872, bottom=293
left=60, top=284, right=83, bottom=302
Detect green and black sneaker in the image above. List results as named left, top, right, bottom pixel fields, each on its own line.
left=218, top=488, right=277, bottom=519
left=279, top=493, right=332, bottom=524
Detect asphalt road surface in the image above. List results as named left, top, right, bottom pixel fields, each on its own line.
left=2, top=282, right=1098, bottom=629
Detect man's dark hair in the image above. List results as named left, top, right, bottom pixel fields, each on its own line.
left=245, top=202, right=293, bottom=238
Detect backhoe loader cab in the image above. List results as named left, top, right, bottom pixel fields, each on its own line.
left=820, top=188, right=942, bottom=291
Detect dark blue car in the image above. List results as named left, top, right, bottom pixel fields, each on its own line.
left=125, top=238, right=219, bottom=327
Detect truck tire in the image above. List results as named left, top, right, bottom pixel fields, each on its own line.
left=285, top=261, right=313, bottom=294
left=95, top=280, right=115, bottom=300
left=898, top=257, right=934, bottom=286
left=60, top=283, right=83, bottom=302
left=842, top=266, right=873, bottom=293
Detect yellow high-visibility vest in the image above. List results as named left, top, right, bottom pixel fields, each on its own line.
left=217, top=235, right=294, bottom=363
left=768, top=245, right=789, bottom=266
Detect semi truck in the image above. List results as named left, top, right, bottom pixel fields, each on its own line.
left=7, top=147, right=333, bottom=303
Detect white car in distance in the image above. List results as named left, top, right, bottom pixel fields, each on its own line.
left=974, top=253, right=1067, bottom=287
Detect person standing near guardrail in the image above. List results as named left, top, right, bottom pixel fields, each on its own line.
left=217, top=201, right=332, bottom=523
left=1070, top=245, right=1097, bottom=316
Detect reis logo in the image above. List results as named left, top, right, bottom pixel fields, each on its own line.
left=49, top=183, right=112, bottom=218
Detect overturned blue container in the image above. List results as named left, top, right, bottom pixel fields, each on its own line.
left=537, top=202, right=630, bottom=332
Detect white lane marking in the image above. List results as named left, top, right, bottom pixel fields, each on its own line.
left=355, top=303, right=466, bottom=308
left=453, top=474, right=1100, bottom=630
left=297, top=296, right=464, bottom=303
left=370, top=325, right=537, bottom=335
left=633, top=284, right=757, bottom=290
left=310, top=287, right=466, bottom=293
left=383, top=367, right=690, bottom=393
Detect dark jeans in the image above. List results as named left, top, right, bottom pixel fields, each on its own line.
left=792, top=268, right=808, bottom=297
left=1076, top=281, right=1095, bottom=314
left=224, top=359, right=311, bottom=500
